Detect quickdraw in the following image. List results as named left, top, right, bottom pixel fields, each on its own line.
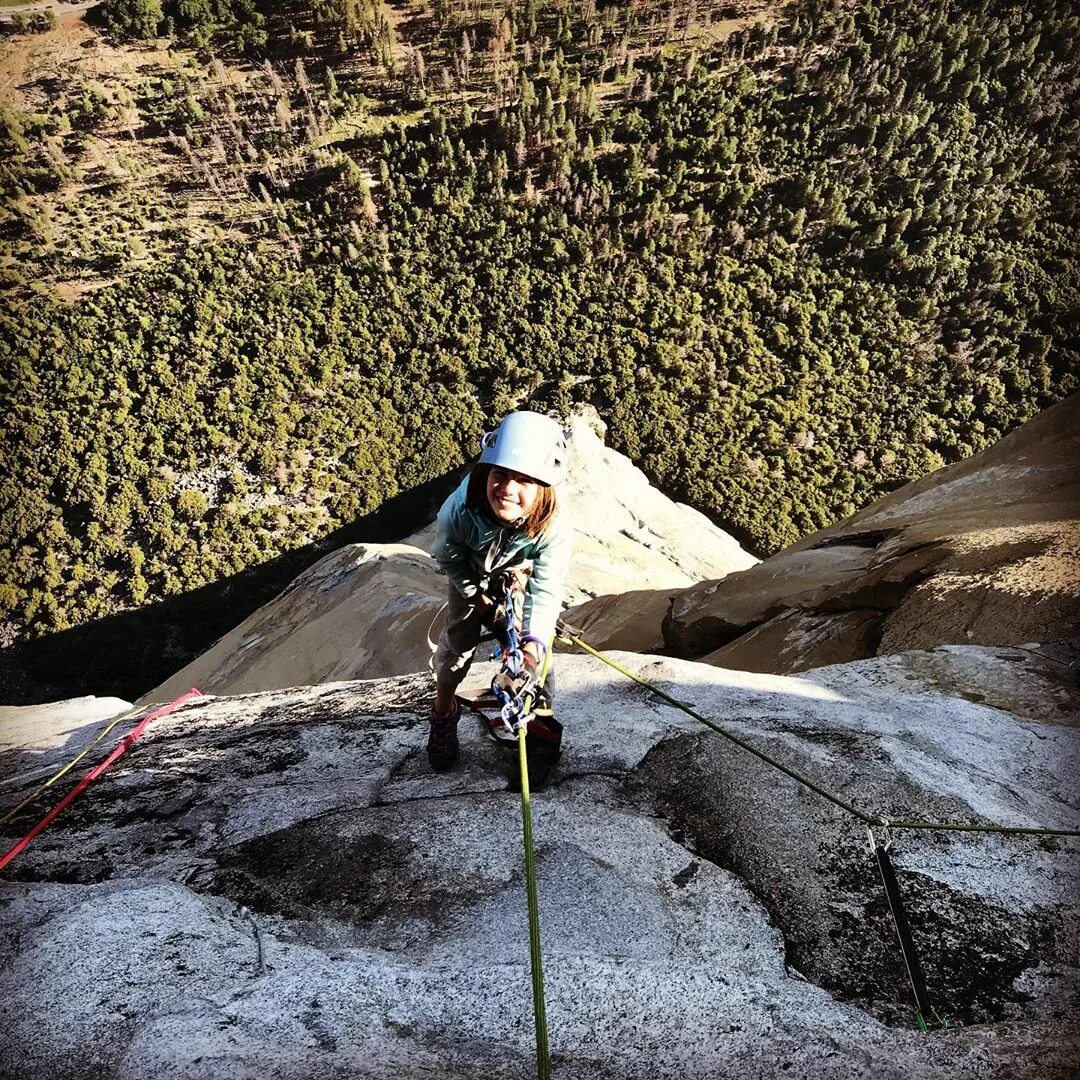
left=489, top=579, right=547, bottom=736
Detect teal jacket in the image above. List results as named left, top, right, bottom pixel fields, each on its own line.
left=432, top=476, right=572, bottom=648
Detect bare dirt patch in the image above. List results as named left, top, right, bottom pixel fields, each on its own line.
left=0, top=11, right=96, bottom=104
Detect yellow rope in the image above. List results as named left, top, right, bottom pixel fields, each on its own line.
left=517, top=713, right=551, bottom=1080
left=0, top=702, right=159, bottom=827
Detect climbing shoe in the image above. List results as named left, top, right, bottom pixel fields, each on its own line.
left=427, top=699, right=461, bottom=772
left=508, top=714, right=563, bottom=793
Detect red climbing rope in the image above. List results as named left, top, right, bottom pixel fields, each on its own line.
left=0, top=689, right=203, bottom=871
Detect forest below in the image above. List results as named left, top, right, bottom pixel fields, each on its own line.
left=0, top=0, right=1077, bottom=693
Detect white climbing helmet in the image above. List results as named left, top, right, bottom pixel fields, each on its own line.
left=478, top=411, right=568, bottom=486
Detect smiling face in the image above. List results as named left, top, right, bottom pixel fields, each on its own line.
left=486, top=465, right=542, bottom=525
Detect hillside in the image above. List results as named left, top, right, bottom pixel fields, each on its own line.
left=2, top=0, right=1077, bottom=703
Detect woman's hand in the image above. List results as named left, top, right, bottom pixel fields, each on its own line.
left=521, top=641, right=541, bottom=671
left=472, top=593, right=495, bottom=620
left=472, top=593, right=505, bottom=631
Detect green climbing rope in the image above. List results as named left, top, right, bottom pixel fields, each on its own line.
left=562, top=631, right=1080, bottom=839
left=517, top=715, right=551, bottom=1080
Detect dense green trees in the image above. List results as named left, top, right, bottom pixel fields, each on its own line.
left=1, top=0, right=1077, bottom=651
left=101, top=0, right=165, bottom=40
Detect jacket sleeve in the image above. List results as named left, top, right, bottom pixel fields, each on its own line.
left=521, top=514, right=572, bottom=649
left=433, top=490, right=481, bottom=601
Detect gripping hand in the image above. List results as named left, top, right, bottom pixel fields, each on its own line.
left=472, top=593, right=507, bottom=634
left=492, top=651, right=537, bottom=700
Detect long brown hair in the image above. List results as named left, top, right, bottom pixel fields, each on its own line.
left=466, top=463, right=559, bottom=538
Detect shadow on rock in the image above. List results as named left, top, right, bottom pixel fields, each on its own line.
left=628, top=730, right=1075, bottom=1028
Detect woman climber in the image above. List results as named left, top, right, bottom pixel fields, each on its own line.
left=429, top=410, right=571, bottom=789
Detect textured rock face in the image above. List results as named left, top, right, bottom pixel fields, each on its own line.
left=665, top=395, right=1080, bottom=672
left=800, top=641, right=1080, bottom=727
left=2, top=652, right=1077, bottom=1079
left=555, top=409, right=758, bottom=604
left=0, top=695, right=133, bottom=756
left=147, top=411, right=754, bottom=700
left=699, top=607, right=884, bottom=672
left=0, top=695, right=134, bottom=794
left=148, top=544, right=444, bottom=702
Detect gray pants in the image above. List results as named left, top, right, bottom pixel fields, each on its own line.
left=432, top=584, right=499, bottom=695
left=433, top=577, right=554, bottom=698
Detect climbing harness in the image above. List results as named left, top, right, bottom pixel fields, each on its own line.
left=0, top=689, right=203, bottom=872
left=556, top=621, right=1079, bottom=1029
